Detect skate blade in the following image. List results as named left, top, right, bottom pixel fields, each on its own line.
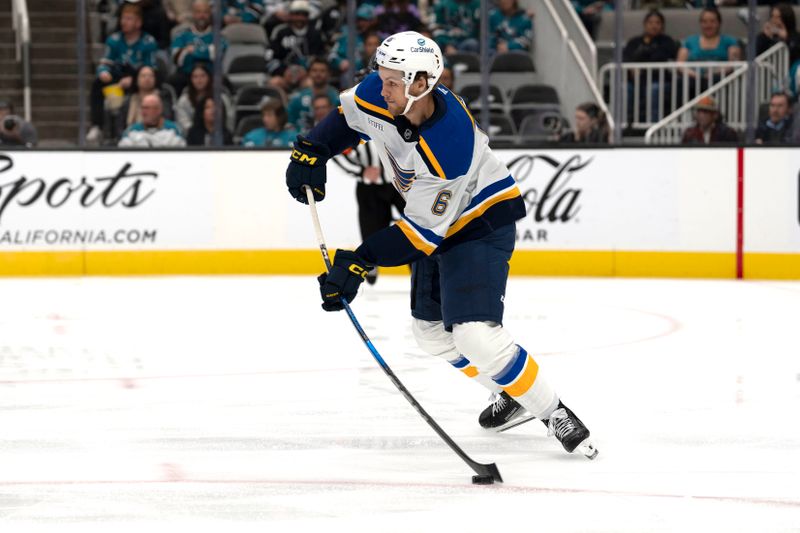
left=496, top=413, right=537, bottom=433
left=576, top=439, right=599, bottom=460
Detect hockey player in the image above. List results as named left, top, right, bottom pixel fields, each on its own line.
left=285, top=31, right=597, bottom=458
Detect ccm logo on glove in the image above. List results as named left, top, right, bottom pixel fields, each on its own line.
left=291, top=148, right=319, bottom=165
left=286, top=136, right=331, bottom=204
left=348, top=264, right=368, bottom=278
left=318, top=250, right=372, bottom=312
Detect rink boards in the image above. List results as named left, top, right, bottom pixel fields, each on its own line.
left=0, top=147, right=797, bottom=279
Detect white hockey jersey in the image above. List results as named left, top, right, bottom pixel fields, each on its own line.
left=335, top=72, right=526, bottom=265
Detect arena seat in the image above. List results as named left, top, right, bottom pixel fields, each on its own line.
left=517, top=111, right=563, bottom=142
left=490, top=51, right=535, bottom=73
left=226, top=54, right=268, bottom=89
left=222, top=22, right=268, bottom=45
left=487, top=111, right=517, bottom=147
left=234, top=84, right=285, bottom=123
left=458, top=84, right=506, bottom=113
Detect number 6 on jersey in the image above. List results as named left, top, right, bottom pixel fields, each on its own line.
left=431, top=190, right=452, bottom=216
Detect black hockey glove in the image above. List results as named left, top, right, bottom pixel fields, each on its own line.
left=317, top=250, right=371, bottom=312
left=286, top=136, right=331, bottom=204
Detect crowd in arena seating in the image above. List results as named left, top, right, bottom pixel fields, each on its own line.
left=71, top=0, right=800, bottom=148
left=4, top=0, right=799, bottom=148
left=82, top=0, right=542, bottom=148
left=619, top=3, right=800, bottom=144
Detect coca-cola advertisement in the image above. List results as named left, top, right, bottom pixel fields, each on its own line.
left=502, top=148, right=737, bottom=253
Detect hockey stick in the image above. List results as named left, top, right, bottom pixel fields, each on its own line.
left=304, top=186, right=503, bottom=483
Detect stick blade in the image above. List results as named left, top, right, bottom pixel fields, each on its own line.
left=472, top=462, right=503, bottom=483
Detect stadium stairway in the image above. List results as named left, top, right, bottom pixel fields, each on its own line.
left=1, top=0, right=90, bottom=146
left=0, top=0, right=23, bottom=116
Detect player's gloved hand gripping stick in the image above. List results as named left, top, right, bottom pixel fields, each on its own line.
left=304, top=186, right=503, bottom=485
left=287, top=136, right=330, bottom=203
left=317, top=250, right=370, bottom=312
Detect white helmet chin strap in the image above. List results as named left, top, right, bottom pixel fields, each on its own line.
left=400, top=80, right=434, bottom=116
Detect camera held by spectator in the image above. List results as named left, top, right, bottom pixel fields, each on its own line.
left=0, top=100, right=38, bottom=147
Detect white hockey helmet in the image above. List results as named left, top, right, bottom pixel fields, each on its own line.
left=374, top=31, right=444, bottom=115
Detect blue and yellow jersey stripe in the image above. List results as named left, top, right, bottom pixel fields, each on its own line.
left=417, top=136, right=447, bottom=179
left=354, top=94, right=395, bottom=123
left=396, top=215, right=442, bottom=256
left=446, top=176, right=522, bottom=238
left=450, top=355, right=479, bottom=378
left=492, top=346, right=539, bottom=397
left=453, top=93, right=476, bottom=130
left=415, top=87, right=475, bottom=181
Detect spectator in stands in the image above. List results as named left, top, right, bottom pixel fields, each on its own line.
left=274, top=64, right=309, bottom=97
left=241, top=99, right=297, bottom=147
left=174, top=62, right=232, bottom=134
left=677, top=7, right=741, bottom=90
left=187, top=96, right=233, bottom=145
left=109, top=0, right=172, bottom=49
left=623, top=10, right=679, bottom=123
left=262, top=0, right=291, bottom=37
left=374, top=0, right=423, bottom=39
left=287, top=58, right=341, bottom=132
left=559, top=102, right=610, bottom=143
left=624, top=10, right=679, bottom=64
left=310, top=93, right=334, bottom=126
left=223, top=0, right=266, bottom=25
left=352, top=32, right=383, bottom=81
left=489, top=0, right=532, bottom=54
left=170, top=0, right=228, bottom=96
left=262, top=0, right=328, bottom=37
left=164, top=0, right=193, bottom=27
left=432, top=0, right=480, bottom=55
left=329, top=4, right=377, bottom=80
left=0, top=100, right=37, bottom=147
left=680, top=96, right=739, bottom=145
left=88, top=3, right=158, bottom=144
left=755, top=92, right=795, bottom=145
left=118, top=93, right=186, bottom=146
left=756, top=4, right=800, bottom=66
left=266, top=0, right=327, bottom=88
left=571, top=0, right=613, bottom=39
left=116, top=65, right=175, bottom=139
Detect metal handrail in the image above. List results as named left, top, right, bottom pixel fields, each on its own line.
left=599, top=60, right=749, bottom=130
left=11, top=0, right=31, bottom=122
left=644, top=43, right=789, bottom=144
left=551, top=0, right=597, bottom=77
left=600, top=42, right=789, bottom=134
left=643, top=64, right=748, bottom=145
left=538, top=0, right=615, bottom=137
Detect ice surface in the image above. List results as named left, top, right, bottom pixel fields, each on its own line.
left=0, top=275, right=798, bottom=532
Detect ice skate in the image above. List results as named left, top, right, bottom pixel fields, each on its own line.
left=479, top=391, right=536, bottom=431
left=542, top=401, right=598, bottom=460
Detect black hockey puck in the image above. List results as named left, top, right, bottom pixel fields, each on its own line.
left=471, top=474, right=494, bottom=485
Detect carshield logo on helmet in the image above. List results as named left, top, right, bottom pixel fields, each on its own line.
left=410, top=36, right=433, bottom=54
